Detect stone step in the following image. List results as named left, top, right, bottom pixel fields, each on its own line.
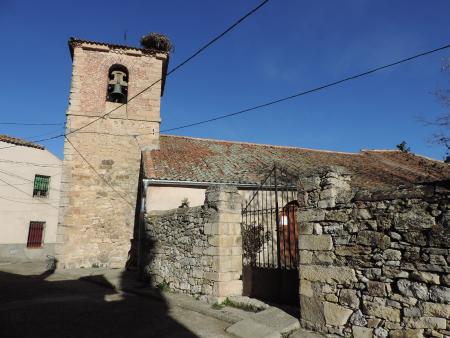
left=226, top=318, right=281, bottom=338
left=227, top=295, right=269, bottom=312
left=251, top=307, right=300, bottom=335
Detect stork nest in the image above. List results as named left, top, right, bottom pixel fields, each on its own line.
left=140, top=33, right=173, bottom=53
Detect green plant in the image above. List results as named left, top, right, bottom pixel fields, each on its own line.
left=242, top=222, right=272, bottom=265
left=222, top=298, right=232, bottom=306
left=156, top=280, right=170, bottom=292
left=396, top=141, right=411, bottom=153
left=221, top=298, right=261, bottom=312
left=211, top=302, right=225, bottom=310
left=179, top=197, right=190, bottom=208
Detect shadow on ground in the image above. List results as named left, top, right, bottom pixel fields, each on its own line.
left=0, top=233, right=200, bottom=338
left=0, top=266, right=198, bottom=338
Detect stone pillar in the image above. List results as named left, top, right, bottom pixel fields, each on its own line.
left=297, top=166, right=357, bottom=335
left=204, top=185, right=243, bottom=302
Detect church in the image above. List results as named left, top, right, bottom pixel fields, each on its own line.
left=56, top=35, right=449, bottom=271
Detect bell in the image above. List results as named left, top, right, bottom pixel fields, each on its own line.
left=110, top=83, right=125, bottom=100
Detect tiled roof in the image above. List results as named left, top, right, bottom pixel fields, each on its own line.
left=143, top=135, right=450, bottom=190
left=0, top=134, right=45, bottom=150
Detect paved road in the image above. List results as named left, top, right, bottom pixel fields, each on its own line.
left=0, top=266, right=232, bottom=338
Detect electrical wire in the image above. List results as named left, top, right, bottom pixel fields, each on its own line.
left=0, top=0, right=270, bottom=150
left=0, top=168, right=61, bottom=193
left=0, top=158, right=62, bottom=167
left=0, top=194, right=59, bottom=206
left=0, top=122, right=63, bottom=126
left=0, top=11, right=447, bottom=148
left=49, top=43, right=450, bottom=138
left=64, top=135, right=134, bottom=207
left=157, top=44, right=450, bottom=134
left=0, top=176, right=58, bottom=209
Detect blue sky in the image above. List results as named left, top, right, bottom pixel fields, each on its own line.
left=0, top=0, right=449, bottom=160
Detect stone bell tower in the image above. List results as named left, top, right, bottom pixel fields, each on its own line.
left=56, top=36, right=170, bottom=268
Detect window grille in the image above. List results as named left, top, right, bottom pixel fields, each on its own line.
left=33, top=175, right=50, bottom=197
left=27, top=222, right=45, bottom=248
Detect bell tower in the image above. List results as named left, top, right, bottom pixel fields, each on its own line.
left=56, top=36, right=170, bottom=268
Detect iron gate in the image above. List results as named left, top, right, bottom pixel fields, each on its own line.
left=241, top=165, right=299, bottom=304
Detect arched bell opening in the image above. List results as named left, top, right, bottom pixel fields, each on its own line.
left=106, top=64, right=129, bottom=104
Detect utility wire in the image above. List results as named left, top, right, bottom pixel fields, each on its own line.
left=64, top=136, right=134, bottom=207
left=0, top=158, right=62, bottom=167
left=0, top=194, right=59, bottom=206
left=1, top=27, right=447, bottom=146
left=157, top=44, right=450, bottom=134
left=0, top=122, right=63, bottom=126
left=67, top=45, right=450, bottom=136
left=0, top=0, right=270, bottom=150
left=65, top=0, right=269, bottom=137
left=28, top=43, right=449, bottom=139
left=64, top=43, right=450, bottom=137
left=0, top=176, right=58, bottom=209
left=0, top=168, right=61, bottom=193
left=0, top=2, right=271, bottom=211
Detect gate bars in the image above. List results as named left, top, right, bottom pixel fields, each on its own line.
left=241, top=165, right=299, bottom=270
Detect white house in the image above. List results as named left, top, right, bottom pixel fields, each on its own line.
left=0, top=135, right=61, bottom=262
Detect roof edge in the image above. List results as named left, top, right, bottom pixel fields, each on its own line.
left=156, top=134, right=371, bottom=156
left=143, top=178, right=261, bottom=188
left=68, top=37, right=169, bottom=58
left=0, top=134, right=45, bottom=150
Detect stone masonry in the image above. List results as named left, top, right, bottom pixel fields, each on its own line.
left=56, top=40, right=169, bottom=268
left=297, top=166, right=449, bottom=337
left=143, top=185, right=243, bottom=301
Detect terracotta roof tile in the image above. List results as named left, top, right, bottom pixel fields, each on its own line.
left=0, top=134, right=45, bottom=150
left=143, top=135, right=449, bottom=190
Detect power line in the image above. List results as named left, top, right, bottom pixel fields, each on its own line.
left=64, top=136, right=134, bottom=207
left=0, top=128, right=65, bottom=151
left=157, top=44, right=450, bottom=134
left=0, top=122, right=63, bottom=126
left=1, top=16, right=446, bottom=147
left=0, top=176, right=58, bottom=209
left=0, top=168, right=61, bottom=193
left=165, top=0, right=270, bottom=77
left=0, top=158, right=62, bottom=167
left=0, top=181, right=28, bottom=187
left=0, top=194, right=59, bottom=206
left=22, top=127, right=66, bottom=140
left=45, top=43, right=450, bottom=138
left=65, top=0, right=269, bottom=137
left=2, top=0, right=269, bottom=150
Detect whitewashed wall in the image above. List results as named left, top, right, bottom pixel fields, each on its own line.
left=0, top=141, right=61, bottom=261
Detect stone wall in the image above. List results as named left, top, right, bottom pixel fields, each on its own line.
left=298, top=166, right=449, bottom=337
left=143, top=185, right=243, bottom=301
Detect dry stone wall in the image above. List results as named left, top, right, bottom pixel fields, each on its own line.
left=297, top=166, right=450, bottom=337
left=143, top=185, right=243, bottom=301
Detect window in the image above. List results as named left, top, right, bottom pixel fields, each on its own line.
left=106, top=64, right=129, bottom=104
left=33, top=175, right=50, bottom=197
left=27, top=222, right=45, bottom=248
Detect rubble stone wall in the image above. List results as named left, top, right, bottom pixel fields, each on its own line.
left=143, top=185, right=243, bottom=301
left=297, top=167, right=449, bottom=337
